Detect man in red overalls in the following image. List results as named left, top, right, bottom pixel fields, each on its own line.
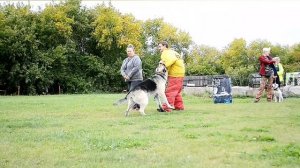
left=158, top=41, right=185, bottom=112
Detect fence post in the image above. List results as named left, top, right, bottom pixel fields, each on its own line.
left=58, top=85, right=61, bottom=94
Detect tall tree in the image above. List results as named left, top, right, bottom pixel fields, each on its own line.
left=247, top=39, right=273, bottom=71
left=186, top=44, right=222, bottom=75
left=221, top=38, right=251, bottom=85
left=0, top=5, right=46, bottom=94
left=92, top=4, right=143, bottom=64
left=285, top=43, right=300, bottom=72
left=142, top=18, right=192, bottom=56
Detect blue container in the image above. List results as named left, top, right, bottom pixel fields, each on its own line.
left=213, top=76, right=232, bottom=104
left=213, top=95, right=232, bottom=104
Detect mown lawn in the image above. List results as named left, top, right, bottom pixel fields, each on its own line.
left=0, top=94, right=299, bottom=168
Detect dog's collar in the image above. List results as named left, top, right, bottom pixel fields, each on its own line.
left=154, top=73, right=167, bottom=81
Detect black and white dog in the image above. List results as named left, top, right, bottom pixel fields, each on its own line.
left=272, top=83, right=283, bottom=102
left=114, top=62, right=174, bottom=116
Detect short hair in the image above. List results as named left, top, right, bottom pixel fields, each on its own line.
left=127, top=44, right=135, bottom=50
left=263, top=47, right=270, bottom=54
left=159, top=41, right=169, bottom=48
left=274, top=57, right=280, bottom=62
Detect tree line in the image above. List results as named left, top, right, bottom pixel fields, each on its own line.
left=0, top=0, right=299, bottom=95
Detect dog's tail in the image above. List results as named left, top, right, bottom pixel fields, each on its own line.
left=113, top=97, right=127, bottom=106
left=114, top=90, right=132, bottom=106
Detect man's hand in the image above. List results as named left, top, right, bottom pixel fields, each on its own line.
left=124, top=75, right=130, bottom=80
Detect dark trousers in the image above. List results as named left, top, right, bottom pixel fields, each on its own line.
left=127, top=80, right=142, bottom=91
left=274, top=76, right=281, bottom=87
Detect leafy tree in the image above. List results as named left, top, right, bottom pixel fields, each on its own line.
left=65, top=0, right=95, bottom=54
left=1, top=0, right=299, bottom=94
left=158, top=22, right=191, bottom=52
left=186, top=44, right=222, bottom=75
left=285, top=43, right=300, bottom=72
left=221, top=38, right=253, bottom=85
left=142, top=18, right=192, bottom=56
left=142, top=18, right=164, bottom=55
left=222, top=38, right=247, bottom=69
left=92, top=4, right=143, bottom=64
left=246, top=39, right=272, bottom=72
left=37, top=2, right=74, bottom=49
left=0, top=4, right=47, bottom=94
left=141, top=54, right=161, bottom=78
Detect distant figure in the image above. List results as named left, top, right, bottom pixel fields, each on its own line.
left=288, top=74, right=294, bottom=85
left=273, top=57, right=284, bottom=87
left=254, top=48, right=276, bottom=103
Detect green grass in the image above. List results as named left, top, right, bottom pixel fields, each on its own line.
left=0, top=94, right=300, bottom=168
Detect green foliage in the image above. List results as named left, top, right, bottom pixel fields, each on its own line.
left=0, top=1, right=299, bottom=95
left=141, top=54, right=161, bottom=78
left=38, top=2, right=74, bottom=48
left=188, top=38, right=299, bottom=86
left=91, top=4, right=143, bottom=65
left=242, top=143, right=300, bottom=166
left=142, top=18, right=192, bottom=56
left=0, top=5, right=44, bottom=94
left=186, top=44, right=223, bottom=75
left=285, top=43, right=300, bottom=72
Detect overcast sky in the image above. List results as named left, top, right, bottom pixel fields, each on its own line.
left=3, top=0, right=300, bottom=49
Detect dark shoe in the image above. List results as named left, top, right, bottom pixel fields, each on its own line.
left=157, top=108, right=165, bottom=112
left=254, top=99, right=259, bottom=103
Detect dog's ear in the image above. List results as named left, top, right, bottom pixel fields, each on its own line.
left=159, top=60, right=166, bottom=66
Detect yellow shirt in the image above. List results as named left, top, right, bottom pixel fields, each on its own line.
left=161, top=49, right=185, bottom=77
left=276, top=63, right=284, bottom=82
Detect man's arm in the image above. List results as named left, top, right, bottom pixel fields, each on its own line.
left=259, top=56, right=275, bottom=64
left=161, top=51, right=177, bottom=68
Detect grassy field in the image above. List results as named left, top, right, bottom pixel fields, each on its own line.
left=0, top=94, right=299, bottom=168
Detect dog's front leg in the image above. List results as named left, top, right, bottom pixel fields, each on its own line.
left=158, top=92, right=174, bottom=109
left=279, top=96, right=283, bottom=102
left=154, top=94, right=163, bottom=110
left=279, top=92, right=283, bottom=102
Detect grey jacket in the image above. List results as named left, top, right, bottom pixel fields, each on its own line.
left=120, top=55, right=143, bottom=81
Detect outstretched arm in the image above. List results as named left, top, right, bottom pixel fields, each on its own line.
left=259, top=56, right=275, bottom=64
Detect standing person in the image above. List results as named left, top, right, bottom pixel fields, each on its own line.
left=158, top=41, right=185, bottom=112
left=273, top=57, right=284, bottom=87
left=120, top=44, right=143, bottom=92
left=254, top=47, right=276, bottom=103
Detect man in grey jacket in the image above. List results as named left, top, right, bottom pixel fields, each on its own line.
left=120, top=44, right=143, bottom=91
